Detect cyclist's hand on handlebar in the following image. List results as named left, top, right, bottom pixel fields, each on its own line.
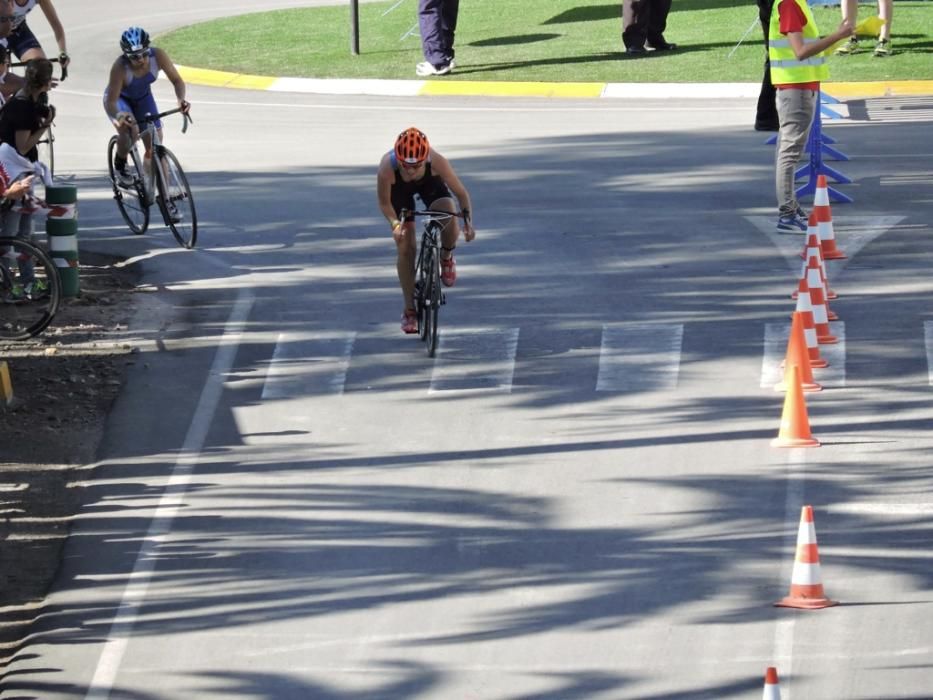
left=461, top=209, right=475, bottom=242
left=115, top=111, right=135, bottom=127
left=59, top=52, right=70, bottom=69
left=179, top=100, right=191, bottom=115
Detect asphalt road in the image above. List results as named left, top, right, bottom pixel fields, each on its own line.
left=3, top=1, right=933, bottom=699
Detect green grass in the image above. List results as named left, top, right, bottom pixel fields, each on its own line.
left=159, top=0, right=933, bottom=82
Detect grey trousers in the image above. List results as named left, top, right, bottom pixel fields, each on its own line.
left=775, top=87, right=817, bottom=216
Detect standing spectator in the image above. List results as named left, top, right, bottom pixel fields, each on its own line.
left=835, top=0, right=893, bottom=57
left=754, top=0, right=779, bottom=131
left=769, top=0, right=852, bottom=231
left=622, top=0, right=677, bottom=57
left=416, top=0, right=458, bottom=76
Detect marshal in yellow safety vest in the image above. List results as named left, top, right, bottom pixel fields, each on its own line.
left=768, top=0, right=830, bottom=85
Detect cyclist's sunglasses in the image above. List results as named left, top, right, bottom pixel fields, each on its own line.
left=124, top=50, right=148, bottom=61
left=0, top=15, right=15, bottom=22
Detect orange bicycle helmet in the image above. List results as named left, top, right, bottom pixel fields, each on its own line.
left=394, top=127, right=430, bottom=164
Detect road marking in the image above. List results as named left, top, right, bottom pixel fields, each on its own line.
left=828, top=502, right=933, bottom=516
left=926, top=322, right=933, bottom=386
left=261, top=332, right=356, bottom=399
left=84, top=289, right=255, bottom=700
left=762, top=322, right=846, bottom=389
left=429, top=327, right=520, bottom=393
left=596, top=323, right=683, bottom=392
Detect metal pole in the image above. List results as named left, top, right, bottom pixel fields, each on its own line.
left=350, top=0, right=360, bottom=55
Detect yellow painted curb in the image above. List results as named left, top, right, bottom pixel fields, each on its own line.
left=0, top=361, right=13, bottom=406
left=419, top=80, right=605, bottom=99
left=177, top=65, right=276, bottom=90
left=824, top=80, right=933, bottom=99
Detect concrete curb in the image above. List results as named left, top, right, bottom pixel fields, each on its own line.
left=178, top=65, right=933, bottom=99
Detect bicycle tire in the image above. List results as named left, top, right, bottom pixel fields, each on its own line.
left=108, top=136, right=149, bottom=235
left=154, top=146, right=197, bottom=249
left=417, top=247, right=430, bottom=342
left=0, top=237, right=62, bottom=340
left=426, top=249, right=440, bottom=357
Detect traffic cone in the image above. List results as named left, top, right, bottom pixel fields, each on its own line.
left=775, top=505, right=837, bottom=608
left=776, top=313, right=822, bottom=392
left=796, top=226, right=837, bottom=306
left=792, top=277, right=829, bottom=368
left=771, top=365, right=820, bottom=448
left=814, top=175, right=847, bottom=260
left=807, top=258, right=838, bottom=344
left=762, top=667, right=781, bottom=700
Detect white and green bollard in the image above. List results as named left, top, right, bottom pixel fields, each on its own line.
left=45, top=184, right=79, bottom=298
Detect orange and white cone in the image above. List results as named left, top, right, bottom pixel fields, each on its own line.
left=814, top=175, right=847, bottom=260
left=793, top=278, right=829, bottom=368
left=762, top=667, right=782, bottom=700
left=807, top=259, right=838, bottom=344
left=771, top=365, right=820, bottom=448
left=801, top=223, right=838, bottom=302
left=775, top=505, right=837, bottom=608
left=776, top=312, right=821, bottom=392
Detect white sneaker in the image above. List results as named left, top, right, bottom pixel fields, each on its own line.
left=416, top=60, right=453, bottom=77
left=115, top=169, right=135, bottom=188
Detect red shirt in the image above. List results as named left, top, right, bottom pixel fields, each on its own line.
left=775, top=0, right=820, bottom=90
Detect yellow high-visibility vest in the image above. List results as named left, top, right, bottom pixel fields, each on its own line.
left=769, top=0, right=829, bottom=84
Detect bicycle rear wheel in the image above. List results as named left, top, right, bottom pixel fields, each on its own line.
left=155, top=146, right=197, bottom=249
left=426, top=251, right=441, bottom=357
left=0, top=237, right=62, bottom=340
left=108, top=137, right=149, bottom=235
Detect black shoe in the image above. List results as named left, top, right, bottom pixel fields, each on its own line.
left=625, top=45, right=647, bottom=57
left=647, top=40, right=677, bottom=51
left=755, top=121, right=780, bottom=132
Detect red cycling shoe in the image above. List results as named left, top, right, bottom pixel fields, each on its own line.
left=401, top=308, right=418, bottom=334
left=441, top=255, right=456, bottom=287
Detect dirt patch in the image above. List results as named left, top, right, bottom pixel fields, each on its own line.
left=0, top=251, right=142, bottom=659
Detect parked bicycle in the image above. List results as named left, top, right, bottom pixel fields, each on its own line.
left=402, top=209, right=463, bottom=358
left=0, top=236, right=61, bottom=340
left=8, top=56, right=68, bottom=179
left=107, top=107, right=197, bottom=248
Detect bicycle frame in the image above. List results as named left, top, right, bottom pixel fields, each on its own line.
left=404, top=209, right=459, bottom=357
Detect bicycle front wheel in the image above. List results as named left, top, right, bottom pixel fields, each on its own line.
left=155, top=147, right=197, bottom=249
left=0, top=237, right=62, bottom=340
left=108, top=137, right=149, bottom=235
left=426, top=252, right=440, bottom=358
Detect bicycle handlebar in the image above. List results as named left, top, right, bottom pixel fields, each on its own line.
left=138, top=107, right=193, bottom=133
left=9, top=54, right=68, bottom=81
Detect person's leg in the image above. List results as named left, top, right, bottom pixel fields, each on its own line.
left=836, top=0, right=859, bottom=53
left=622, top=0, right=648, bottom=50
left=440, top=0, right=459, bottom=62
left=418, top=0, right=450, bottom=68
left=396, top=222, right=418, bottom=308
left=427, top=196, right=460, bottom=287
left=645, top=0, right=674, bottom=48
left=775, top=88, right=816, bottom=218
left=878, top=0, right=892, bottom=40
left=14, top=212, right=35, bottom=285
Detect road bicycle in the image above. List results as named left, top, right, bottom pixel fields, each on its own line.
left=107, top=107, right=197, bottom=248
left=9, top=56, right=68, bottom=179
left=0, top=236, right=61, bottom=340
left=403, top=209, right=462, bottom=358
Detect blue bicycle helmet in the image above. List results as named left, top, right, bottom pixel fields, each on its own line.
left=120, top=27, right=150, bottom=54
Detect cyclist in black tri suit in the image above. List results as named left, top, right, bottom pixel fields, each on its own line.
left=377, top=127, right=475, bottom=334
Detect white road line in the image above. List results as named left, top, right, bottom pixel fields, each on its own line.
left=84, top=289, right=255, bottom=700
left=761, top=322, right=846, bottom=389
left=827, top=502, right=933, bottom=516
left=261, top=332, right=356, bottom=399
left=775, top=449, right=808, bottom=700
left=429, top=327, right=520, bottom=394
left=596, top=323, right=683, bottom=392
left=925, top=322, right=933, bottom=386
